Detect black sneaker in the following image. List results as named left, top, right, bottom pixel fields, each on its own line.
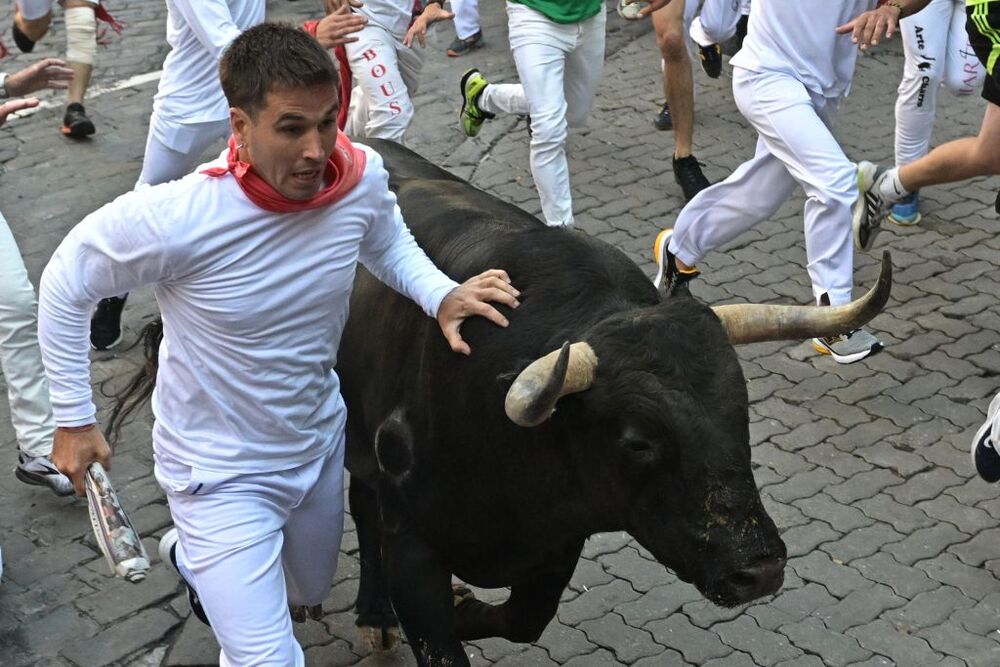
left=447, top=30, right=484, bottom=57
left=91, top=295, right=126, bottom=350
left=12, top=21, right=36, bottom=53
left=994, top=189, right=1000, bottom=216
left=699, top=43, right=723, bottom=79
left=653, top=102, right=673, bottom=131
left=971, top=395, right=1000, bottom=483
left=62, top=103, right=96, bottom=138
left=673, top=155, right=711, bottom=201
left=652, top=228, right=700, bottom=296
left=159, top=528, right=211, bottom=626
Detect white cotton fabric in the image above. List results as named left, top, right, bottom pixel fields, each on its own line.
left=356, top=0, right=415, bottom=40
left=152, top=0, right=264, bottom=135
left=39, top=145, right=458, bottom=474
left=730, top=0, right=875, bottom=98
left=453, top=0, right=481, bottom=39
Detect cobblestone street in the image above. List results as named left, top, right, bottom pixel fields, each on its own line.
left=1, top=1, right=1000, bottom=665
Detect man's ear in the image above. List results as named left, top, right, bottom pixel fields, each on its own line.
left=230, top=107, right=251, bottom=145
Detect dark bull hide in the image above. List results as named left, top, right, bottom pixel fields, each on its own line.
left=108, top=141, right=890, bottom=667
left=338, top=140, right=891, bottom=666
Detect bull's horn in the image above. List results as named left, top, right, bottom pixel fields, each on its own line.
left=505, top=342, right=598, bottom=427
left=711, top=251, right=892, bottom=345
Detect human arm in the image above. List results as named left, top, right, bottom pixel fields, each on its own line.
left=358, top=156, right=518, bottom=354
left=38, top=196, right=173, bottom=490
left=403, top=1, right=454, bottom=49
left=313, top=5, right=368, bottom=49
left=3, top=58, right=74, bottom=97
left=835, top=0, right=934, bottom=49
left=170, top=0, right=245, bottom=61
left=0, top=98, right=39, bottom=128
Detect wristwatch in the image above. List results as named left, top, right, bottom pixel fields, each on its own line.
left=0, top=73, right=8, bottom=99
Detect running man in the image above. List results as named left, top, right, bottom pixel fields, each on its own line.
left=39, top=24, right=517, bottom=664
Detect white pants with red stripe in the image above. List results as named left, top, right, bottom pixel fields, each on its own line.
left=670, top=68, right=857, bottom=306
left=156, top=441, right=345, bottom=666
left=894, top=0, right=984, bottom=167
left=478, top=2, right=606, bottom=226
left=0, top=212, right=54, bottom=458
left=344, top=23, right=423, bottom=143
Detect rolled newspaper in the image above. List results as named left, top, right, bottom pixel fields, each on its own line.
left=85, top=462, right=150, bottom=582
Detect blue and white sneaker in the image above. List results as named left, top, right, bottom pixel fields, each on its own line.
left=972, top=394, right=1000, bottom=483
left=159, top=528, right=211, bottom=626
left=887, top=192, right=921, bottom=226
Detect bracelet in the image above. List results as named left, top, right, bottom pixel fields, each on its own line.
left=883, top=0, right=904, bottom=12
left=58, top=423, right=97, bottom=433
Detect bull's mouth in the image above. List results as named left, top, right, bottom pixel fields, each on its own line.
left=698, top=556, right=787, bottom=608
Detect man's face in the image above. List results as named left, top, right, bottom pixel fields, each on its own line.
left=232, top=84, right=340, bottom=201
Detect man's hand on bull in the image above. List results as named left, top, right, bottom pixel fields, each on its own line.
left=437, top=269, right=520, bottom=356
left=52, top=424, right=112, bottom=497
left=315, top=6, right=368, bottom=48
left=403, top=3, right=454, bottom=49
left=324, top=0, right=363, bottom=15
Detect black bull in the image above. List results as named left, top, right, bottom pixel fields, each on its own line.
left=338, top=140, right=891, bottom=665
left=108, top=140, right=890, bottom=666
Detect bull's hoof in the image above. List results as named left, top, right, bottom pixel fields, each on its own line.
left=357, top=625, right=402, bottom=653
left=453, top=584, right=476, bottom=608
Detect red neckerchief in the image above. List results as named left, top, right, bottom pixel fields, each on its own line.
left=202, top=132, right=367, bottom=213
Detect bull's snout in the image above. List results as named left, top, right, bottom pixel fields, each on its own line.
left=720, top=556, right=786, bottom=604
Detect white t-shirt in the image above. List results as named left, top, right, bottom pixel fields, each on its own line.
left=357, top=0, right=419, bottom=40
left=39, top=144, right=458, bottom=474
left=730, top=0, right=876, bottom=98
left=152, top=0, right=265, bottom=133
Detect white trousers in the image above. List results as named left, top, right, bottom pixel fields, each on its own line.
left=156, top=441, right=345, bottom=666
left=0, top=212, right=54, bottom=458
left=16, top=0, right=98, bottom=21
left=137, top=115, right=231, bottom=187
left=690, top=0, right=745, bottom=47
left=671, top=68, right=857, bottom=306
left=453, top=0, right=480, bottom=39
left=344, top=23, right=423, bottom=143
left=894, top=0, right=985, bottom=167
left=480, top=2, right=606, bottom=226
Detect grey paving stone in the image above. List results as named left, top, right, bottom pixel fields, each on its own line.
left=883, top=524, right=970, bottom=566
left=765, top=468, right=844, bottom=505
left=644, top=614, right=732, bottom=664
left=825, top=469, right=904, bottom=505
left=853, top=441, right=931, bottom=477
left=815, top=583, right=906, bottom=633
left=598, top=547, right=670, bottom=594
left=536, top=622, right=598, bottom=664
left=917, top=495, right=996, bottom=534
left=714, top=615, right=802, bottom=664
left=578, top=613, right=660, bottom=663
left=950, top=530, right=1000, bottom=568
left=821, top=522, right=904, bottom=564
left=852, top=552, right=939, bottom=599
left=779, top=617, right=871, bottom=667
left=917, top=622, right=1000, bottom=667
left=62, top=608, right=180, bottom=667
left=557, top=580, right=641, bottom=627
left=791, top=552, right=870, bottom=598
left=614, top=583, right=701, bottom=628
left=917, top=553, right=1000, bottom=602
left=847, top=620, right=943, bottom=666
left=749, top=584, right=838, bottom=632
left=163, top=615, right=219, bottom=666
left=886, top=585, right=976, bottom=630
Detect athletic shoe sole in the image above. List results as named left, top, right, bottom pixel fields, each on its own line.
left=886, top=210, right=922, bottom=227
left=459, top=69, right=483, bottom=138
left=652, top=228, right=672, bottom=288
left=61, top=120, right=96, bottom=138
left=14, top=465, right=76, bottom=496
left=811, top=337, right=882, bottom=364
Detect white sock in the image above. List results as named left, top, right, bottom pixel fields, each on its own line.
left=876, top=168, right=909, bottom=203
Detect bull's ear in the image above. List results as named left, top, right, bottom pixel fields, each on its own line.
left=505, top=342, right=598, bottom=427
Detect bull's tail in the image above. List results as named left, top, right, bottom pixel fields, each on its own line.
left=105, top=318, right=162, bottom=443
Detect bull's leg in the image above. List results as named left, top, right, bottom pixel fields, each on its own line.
left=453, top=551, right=580, bottom=643
left=349, top=478, right=400, bottom=652
left=384, top=531, right=470, bottom=667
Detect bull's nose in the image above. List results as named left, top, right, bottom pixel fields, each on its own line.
left=723, top=557, right=786, bottom=602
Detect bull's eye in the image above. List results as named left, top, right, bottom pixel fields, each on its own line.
left=621, top=438, right=655, bottom=457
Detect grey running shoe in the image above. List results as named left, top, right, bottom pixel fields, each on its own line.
left=812, top=328, right=883, bottom=364
left=852, top=161, right=887, bottom=251
left=971, top=393, right=1000, bottom=483
left=16, top=454, right=74, bottom=496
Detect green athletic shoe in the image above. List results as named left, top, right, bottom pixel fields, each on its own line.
left=459, top=68, right=494, bottom=138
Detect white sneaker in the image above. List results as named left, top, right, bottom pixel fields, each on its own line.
left=15, top=454, right=75, bottom=496
left=971, top=394, right=1000, bottom=483
left=852, top=162, right=887, bottom=251
left=159, top=528, right=211, bottom=626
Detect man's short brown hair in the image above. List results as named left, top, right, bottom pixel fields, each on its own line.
left=220, top=23, right=339, bottom=118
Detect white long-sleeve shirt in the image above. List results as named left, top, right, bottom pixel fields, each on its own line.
left=39, top=145, right=458, bottom=474
left=152, top=0, right=264, bottom=132
left=730, top=0, right=875, bottom=98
